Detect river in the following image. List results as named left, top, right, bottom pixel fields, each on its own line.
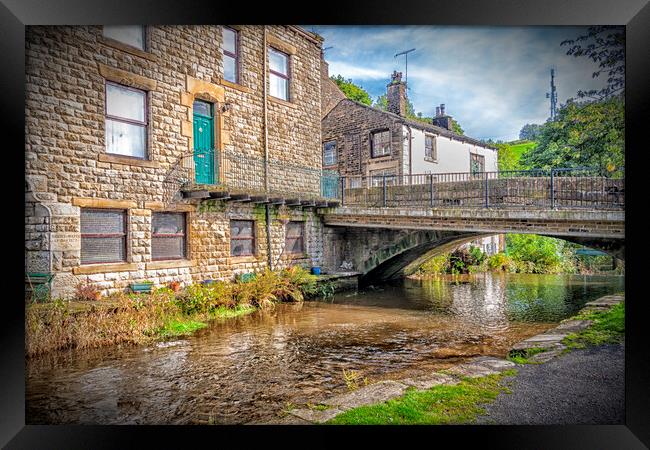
left=26, top=273, right=624, bottom=424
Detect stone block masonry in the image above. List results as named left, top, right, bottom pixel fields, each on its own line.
left=25, top=25, right=326, bottom=298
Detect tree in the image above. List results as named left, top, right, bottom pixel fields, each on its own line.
left=450, top=119, right=464, bottom=136
left=520, top=97, right=624, bottom=171
left=519, top=123, right=543, bottom=141
left=330, top=75, right=372, bottom=105
left=495, top=143, right=520, bottom=172
left=561, top=26, right=625, bottom=100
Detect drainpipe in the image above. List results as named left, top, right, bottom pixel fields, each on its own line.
left=406, top=125, right=413, bottom=179
left=262, top=26, right=273, bottom=270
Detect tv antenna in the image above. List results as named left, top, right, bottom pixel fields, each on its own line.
left=394, top=48, right=416, bottom=90
left=546, top=68, right=558, bottom=120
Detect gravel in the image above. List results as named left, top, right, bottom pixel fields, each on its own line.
left=475, top=342, right=625, bottom=425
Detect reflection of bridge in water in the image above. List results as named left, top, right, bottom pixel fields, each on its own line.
left=320, top=168, right=625, bottom=283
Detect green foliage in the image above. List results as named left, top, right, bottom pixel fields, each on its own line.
left=417, top=254, right=450, bottom=275
left=563, top=302, right=625, bottom=349
left=519, top=123, right=544, bottom=141
left=450, top=118, right=464, bottom=136
left=327, top=369, right=517, bottom=425
left=486, top=253, right=514, bottom=272
left=561, top=26, right=625, bottom=100
left=157, top=319, right=207, bottom=338
left=506, top=347, right=547, bottom=364
left=520, top=97, right=624, bottom=171
left=505, top=234, right=572, bottom=274
left=496, top=140, right=536, bottom=171
left=331, top=74, right=372, bottom=105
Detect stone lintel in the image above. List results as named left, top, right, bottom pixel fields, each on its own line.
left=73, top=262, right=139, bottom=275
left=98, top=63, right=157, bottom=91
left=72, top=197, right=138, bottom=209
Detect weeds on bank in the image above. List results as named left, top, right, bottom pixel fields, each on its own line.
left=562, top=302, right=625, bottom=349
left=327, top=369, right=518, bottom=425
left=342, top=368, right=369, bottom=391
left=507, top=346, right=548, bottom=364
left=26, top=266, right=318, bottom=357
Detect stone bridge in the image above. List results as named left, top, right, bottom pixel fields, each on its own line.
left=320, top=207, right=625, bottom=283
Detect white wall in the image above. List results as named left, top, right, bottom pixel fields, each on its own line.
left=404, top=125, right=498, bottom=175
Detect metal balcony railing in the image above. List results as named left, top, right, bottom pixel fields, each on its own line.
left=338, top=167, right=624, bottom=210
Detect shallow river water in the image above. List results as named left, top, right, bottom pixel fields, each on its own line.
left=26, top=273, right=624, bottom=424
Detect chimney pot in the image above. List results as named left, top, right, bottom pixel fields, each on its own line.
left=435, top=106, right=441, bottom=117
left=386, top=71, right=406, bottom=116
left=440, top=104, right=446, bottom=116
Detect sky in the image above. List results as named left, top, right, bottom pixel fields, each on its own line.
left=308, top=26, right=614, bottom=142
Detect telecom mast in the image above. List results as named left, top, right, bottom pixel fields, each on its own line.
left=546, top=68, right=558, bottom=120
left=394, top=48, right=416, bottom=91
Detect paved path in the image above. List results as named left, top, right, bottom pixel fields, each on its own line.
left=476, top=342, right=625, bottom=425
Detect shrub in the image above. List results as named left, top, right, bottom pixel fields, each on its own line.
left=74, top=282, right=102, bottom=301
left=486, top=253, right=513, bottom=272
left=418, top=254, right=449, bottom=275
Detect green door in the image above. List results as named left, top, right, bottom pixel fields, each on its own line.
left=193, top=100, right=216, bottom=184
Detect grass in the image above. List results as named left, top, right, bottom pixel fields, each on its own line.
left=507, top=346, right=548, bottom=364
left=157, top=318, right=208, bottom=338
left=326, top=369, right=517, bottom=425
left=562, top=302, right=625, bottom=349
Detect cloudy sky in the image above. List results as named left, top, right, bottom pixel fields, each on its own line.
left=308, top=26, right=613, bottom=142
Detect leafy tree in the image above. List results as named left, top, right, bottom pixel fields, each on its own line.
left=520, top=97, right=624, bottom=171
left=519, top=123, right=543, bottom=141
left=561, top=26, right=625, bottom=100
left=495, top=143, right=521, bottom=171
left=505, top=234, right=568, bottom=274
left=330, top=75, right=372, bottom=105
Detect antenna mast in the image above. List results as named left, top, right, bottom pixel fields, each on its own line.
left=394, top=48, right=416, bottom=91
left=546, top=68, right=558, bottom=120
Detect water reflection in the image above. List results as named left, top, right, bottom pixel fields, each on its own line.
left=27, top=273, right=623, bottom=425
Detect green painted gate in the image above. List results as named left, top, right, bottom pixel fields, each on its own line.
left=193, top=100, right=216, bottom=184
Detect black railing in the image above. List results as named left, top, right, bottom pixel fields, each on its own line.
left=163, top=149, right=341, bottom=202
left=338, top=168, right=624, bottom=210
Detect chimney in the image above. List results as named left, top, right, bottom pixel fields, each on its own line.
left=386, top=71, right=407, bottom=116
left=432, top=103, right=453, bottom=131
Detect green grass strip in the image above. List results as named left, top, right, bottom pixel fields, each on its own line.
left=326, top=369, right=517, bottom=425
left=562, top=302, right=625, bottom=349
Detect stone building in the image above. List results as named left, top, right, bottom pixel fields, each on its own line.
left=321, top=70, right=499, bottom=185
left=25, top=25, right=331, bottom=298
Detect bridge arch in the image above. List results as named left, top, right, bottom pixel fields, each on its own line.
left=322, top=227, right=625, bottom=285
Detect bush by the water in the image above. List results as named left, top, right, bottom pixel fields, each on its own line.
left=26, top=266, right=318, bottom=357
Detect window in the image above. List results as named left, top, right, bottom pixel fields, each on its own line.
left=103, top=26, right=146, bottom=51
left=371, top=130, right=391, bottom=157
left=269, top=47, right=289, bottom=101
left=470, top=153, right=485, bottom=174
left=105, top=82, right=148, bottom=158
left=222, top=27, right=239, bottom=83
left=350, top=178, right=362, bottom=189
left=285, top=221, right=305, bottom=255
left=80, top=209, right=127, bottom=264
left=370, top=168, right=397, bottom=187
left=425, top=135, right=437, bottom=160
left=323, top=141, right=337, bottom=167
left=231, top=220, right=255, bottom=256
left=152, top=213, right=187, bottom=260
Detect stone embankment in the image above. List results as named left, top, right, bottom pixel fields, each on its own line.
left=284, top=294, right=624, bottom=424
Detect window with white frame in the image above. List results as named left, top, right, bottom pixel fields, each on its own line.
left=105, top=82, right=148, bottom=159
left=370, top=168, right=397, bottom=187
left=269, top=47, right=290, bottom=101
left=103, top=26, right=146, bottom=51
left=323, top=141, right=337, bottom=167
left=371, top=130, right=391, bottom=157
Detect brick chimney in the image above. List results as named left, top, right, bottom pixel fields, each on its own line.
left=432, top=103, right=453, bottom=131
left=386, top=71, right=406, bottom=116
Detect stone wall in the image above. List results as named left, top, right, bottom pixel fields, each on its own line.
left=25, top=25, right=325, bottom=298
left=320, top=59, right=346, bottom=119
left=322, top=99, right=403, bottom=177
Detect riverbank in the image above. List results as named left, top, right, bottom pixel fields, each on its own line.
left=285, top=293, right=624, bottom=424
left=25, top=267, right=324, bottom=357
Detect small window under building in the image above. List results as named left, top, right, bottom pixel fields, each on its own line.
left=152, top=212, right=187, bottom=260
left=80, top=209, right=127, bottom=265
left=231, top=220, right=255, bottom=256
left=285, top=221, right=305, bottom=255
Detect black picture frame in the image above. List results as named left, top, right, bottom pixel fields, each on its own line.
left=3, top=0, right=648, bottom=448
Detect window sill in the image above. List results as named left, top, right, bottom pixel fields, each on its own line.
left=98, top=153, right=160, bottom=168
left=268, top=96, right=297, bottom=109
left=322, top=164, right=338, bottom=170
left=99, top=36, right=159, bottom=62
left=230, top=255, right=259, bottom=263
left=218, top=78, right=253, bottom=94
left=73, top=262, right=139, bottom=275
left=369, top=154, right=392, bottom=160
left=424, top=157, right=438, bottom=163
left=285, top=253, right=308, bottom=260
left=146, top=260, right=195, bottom=270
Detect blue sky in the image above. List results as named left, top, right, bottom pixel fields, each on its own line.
left=308, top=26, right=613, bottom=142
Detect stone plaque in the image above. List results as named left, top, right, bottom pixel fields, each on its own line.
left=51, top=232, right=81, bottom=251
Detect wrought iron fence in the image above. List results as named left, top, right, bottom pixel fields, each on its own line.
left=163, top=149, right=341, bottom=202
left=338, top=168, right=624, bottom=210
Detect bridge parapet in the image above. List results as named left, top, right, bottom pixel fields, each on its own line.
left=322, top=206, right=624, bottom=239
